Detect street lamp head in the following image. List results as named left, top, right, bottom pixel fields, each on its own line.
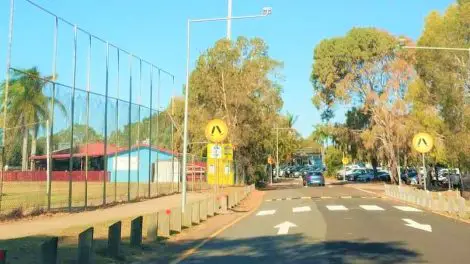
left=262, top=7, right=272, bottom=16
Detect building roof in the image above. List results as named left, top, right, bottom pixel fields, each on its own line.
left=30, top=143, right=176, bottom=160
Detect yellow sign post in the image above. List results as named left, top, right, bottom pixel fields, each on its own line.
left=206, top=143, right=234, bottom=186
left=205, top=119, right=228, bottom=143
left=412, top=132, right=434, bottom=191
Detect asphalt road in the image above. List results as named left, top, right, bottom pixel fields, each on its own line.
left=183, top=179, right=470, bottom=264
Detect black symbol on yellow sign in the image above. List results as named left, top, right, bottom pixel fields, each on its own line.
left=417, top=138, right=428, bottom=147
left=211, top=125, right=223, bottom=135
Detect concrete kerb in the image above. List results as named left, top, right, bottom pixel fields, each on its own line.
left=207, top=197, right=215, bottom=217
left=157, top=211, right=171, bottom=238
left=182, top=205, right=193, bottom=228
left=385, top=184, right=470, bottom=217
left=170, top=207, right=182, bottom=233
left=192, top=202, right=201, bottom=224
left=200, top=200, right=208, bottom=221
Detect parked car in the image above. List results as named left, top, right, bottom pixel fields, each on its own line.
left=377, top=171, right=391, bottom=182
left=356, top=171, right=376, bottom=182
left=303, top=171, right=325, bottom=186
left=346, top=168, right=369, bottom=181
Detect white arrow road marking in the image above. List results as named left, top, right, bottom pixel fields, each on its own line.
left=256, top=210, right=276, bottom=216
left=292, top=206, right=311, bottom=213
left=326, top=205, right=348, bottom=211
left=394, top=206, right=422, bottom=212
left=360, top=205, right=385, bottom=211
left=274, top=221, right=297, bottom=235
left=402, top=218, right=432, bottom=232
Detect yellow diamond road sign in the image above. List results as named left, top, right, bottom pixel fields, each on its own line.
left=205, top=119, right=228, bottom=143
left=342, top=157, right=349, bottom=165
left=412, top=132, right=434, bottom=154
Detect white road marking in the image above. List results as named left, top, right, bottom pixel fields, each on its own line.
left=292, top=206, right=311, bottom=213
left=265, top=199, right=272, bottom=202
left=360, top=205, right=385, bottom=211
left=256, top=210, right=276, bottom=216
left=321, top=196, right=332, bottom=199
left=327, top=185, right=333, bottom=188
left=285, top=197, right=292, bottom=200
left=274, top=221, right=297, bottom=235
left=394, top=206, right=422, bottom=212
left=341, top=196, right=352, bottom=199
left=326, top=205, right=348, bottom=211
left=301, top=196, right=311, bottom=199
left=403, top=218, right=432, bottom=232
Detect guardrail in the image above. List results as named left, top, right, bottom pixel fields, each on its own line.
left=384, top=184, right=470, bottom=218
left=0, top=184, right=255, bottom=263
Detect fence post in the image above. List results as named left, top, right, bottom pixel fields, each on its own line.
left=108, top=221, right=121, bottom=258
left=41, top=237, right=58, bottom=264
left=130, top=216, right=143, bottom=247
left=77, top=227, right=94, bottom=264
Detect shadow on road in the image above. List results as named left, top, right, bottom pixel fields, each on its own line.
left=0, top=232, right=422, bottom=263
left=178, top=234, right=422, bottom=264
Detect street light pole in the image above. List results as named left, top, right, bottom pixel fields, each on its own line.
left=182, top=9, right=272, bottom=213
left=227, top=0, right=232, bottom=40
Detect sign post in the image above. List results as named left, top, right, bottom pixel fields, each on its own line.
left=342, top=156, right=349, bottom=181
left=268, top=156, right=274, bottom=184
left=204, top=119, right=229, bottom=196
left=412, top=133, right=434, bottom=191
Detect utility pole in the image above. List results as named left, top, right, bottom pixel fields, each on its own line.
left=227, top=0, right=232, bottom=40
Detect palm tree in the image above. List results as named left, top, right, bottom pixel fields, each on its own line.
left=1, top=67, right=66, bottom=171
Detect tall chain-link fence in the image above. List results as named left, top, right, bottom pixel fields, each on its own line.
left=0, top=0, right=239, bottom=218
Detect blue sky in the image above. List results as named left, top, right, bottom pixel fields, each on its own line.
left=0, top=0, right=455, bottom=138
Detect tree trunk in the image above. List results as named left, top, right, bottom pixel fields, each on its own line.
left=21, top=128, right=29, bottom=171
left=389, top=149, right=399, bottom=184
left=30, top=126, right=37, bottom=171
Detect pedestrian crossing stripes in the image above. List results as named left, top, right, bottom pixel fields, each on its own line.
left=255, top=204, right=422, bottom=216
left=265, top=196, right=382, bottom=202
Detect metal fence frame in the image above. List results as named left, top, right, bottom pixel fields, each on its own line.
left=0, top=0, right=187, bottom=216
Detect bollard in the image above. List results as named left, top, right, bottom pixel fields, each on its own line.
left=458, top=197, right=466, bottom=217
left=182, top=205, right=193, bottom=228
left=219, top=195, right=228, bottom=212
left=192, top=202, right=200, bottom=224
left=170, top=207, right=182, bottom=233
left=438, top=193, right=446, bottom=211
left=41, top=237, right=58, bottom=264
left=146, top=213, right=158, bottom=242
left=207, top=197, right=214, bottom=217
left=0, top=250, right=6, bottom=264
left=200, top=200, right=207, bottom=221
left=78, top=227, right=94, bottom=264
left=108, top=221, right=122, bottom=258
left=158, top=210, right=171, bottom=237
left=130, top=216, right=143, bottom=247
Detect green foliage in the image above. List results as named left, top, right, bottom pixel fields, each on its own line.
left=180, top=37, right=289, bottom=177
left=324, top=146, right=342, bottom=177
left=413, top=2, right=470, bottom=171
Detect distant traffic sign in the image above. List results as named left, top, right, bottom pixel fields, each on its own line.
left=412, top=133, right=433, bottom=153
left=205, top=119, right=228, bottom=143
left=268, top=156, right=274, bottom=165
left=342, top=157, right=349, bottom=165
left=207, top=144, right=223, bottom=159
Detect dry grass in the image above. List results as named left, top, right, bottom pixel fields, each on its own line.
left=0, top=181, right=200, bottom=217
